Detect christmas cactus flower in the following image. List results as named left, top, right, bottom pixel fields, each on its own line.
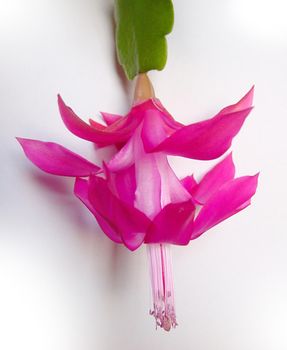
left=17, top=74, right=258, bottom=331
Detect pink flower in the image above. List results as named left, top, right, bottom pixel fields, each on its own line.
left=17, top=76, right=258, bottom=331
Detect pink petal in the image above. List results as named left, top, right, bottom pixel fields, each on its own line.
left=153, top=88, right=254, bottom=160
left=141, top=109, right=171, bottom=152
left=58, top=95, right=138, bottom=146
left=133, top=129, right=162, bottom=219
left=145, top=200, right=195, bottom=245
left=88, top=119, right=106, bottom=130
left=107, top=135, right=134, bottom=172
left=100, top=112, right=122, bottom=126
left=220, top=86, right=254, bottom=114
left=191, top=174, right=259, bottom=240
left=88, top=176, right=151, bottom=251
left=155, top=107, right=252, bottom=160
left=192, top=153, right=235, bottom=204
left=74, top=178, right=122, bottom=243
left=156, top=155, right=191, bottom=207
left=180, top=175, right=197, bottom=194
left=17, top=137, right=100, bottom=177
left=104, top=163, right=136, bottom=206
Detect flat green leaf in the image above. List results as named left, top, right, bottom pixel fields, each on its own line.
left=114, top=0, right=174, bottom=80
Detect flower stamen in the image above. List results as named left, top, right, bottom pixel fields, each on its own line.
left=147, top=243, right=177, bottom=331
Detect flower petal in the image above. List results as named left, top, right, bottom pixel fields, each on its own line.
left=191, top=174, right=259, bottom=240
left=104, top=163, right=136, bottom=206
left=107, top=135, right=134, bottom=172
left=100, top=112, right=122, bottom=126
left=180, top=175, right=197, bottom=194
left=88, top=176, right=151, bottom=250
left=155, top=107, right=252, bottom=160
left=141, top=109, right=176, bottom=152
left=220, top=86, right=254, bottom=114
left=133, top=129, right=162, bottom=219
left=58, top=95, right=138, bottom=146
left=192, top=153, right=235, bottom=204
left=153, top=88, right=254, bottom=160
left=145, top=200, right=195, bottom=245
left=17, top=137, right=100, bottom=177
left=74, top=178, right=122, bottom=243
left=156, top=155, right=191, bottom=207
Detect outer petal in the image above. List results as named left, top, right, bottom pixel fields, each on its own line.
left=74, top=178, right=122, bottom=243
left=191, top=174, right=259, bottom=240
left=17, top=138, right=100, bottom=177
left=192, top=153, right=235, bottom=204
left=145, top=200, right=195, bottom=245
left=58, top=96, right=140, bottom=146
left=220, top=86, right=254, bottom=114
left=154, top=107, right=252, bottom=160
left=88, top=176, right=151, bottom=250
left=152, top=88, right=254, bottom=160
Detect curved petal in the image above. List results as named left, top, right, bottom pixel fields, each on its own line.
left=74, top=178, right=122, bottom=243
left=154, top=107, right=253, bottom=160
left=219, top=86, right=254, bottom=114
left=107, top=135, right=134, bottom=172
left=152, top=88, right=254, bottom=160
left=156, top=155, right=191, bottom=207
left=58, top=95, right=139, bottom=146
left=104, top=163, right=136, bottom=206
left=191, top=174, right=259, bottom=240
left=192, top=153, right=235, bottom=204
left=145, top=200, right=195, bottom=245
left=88, top=176, right=151, bottom=251
left=17, top=138, right=100, bottom=177
left=141, top=109, right=173, bottom=152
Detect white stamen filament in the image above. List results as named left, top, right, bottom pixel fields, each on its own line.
left=147, top=244, right=177, bottom=331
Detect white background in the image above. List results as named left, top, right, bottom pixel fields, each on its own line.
left=1, top=0, right=287, bottom=349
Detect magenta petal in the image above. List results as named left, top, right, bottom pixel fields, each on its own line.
left=191, top=174, right=259, bottom=240
left=145, top=200, right=195, bottom=245
left=133, top=131, right=162, bottom=218
left=17, top=138, right=100, bottom=177
left=74, top=178, right=122, bottom=243
left=104, top=163, right=136, bottom=206
left=58, top=95, right=133, bottom=146
left=141, top=109, right=173, bottom=152
left=219, top=86, right=254, bottom=114
left=153, top=88, right=254, bottom=160
left=88, top=176, right=151, bottom=250
left=180, top=175, right=197, bottom=195
left=154, top=107, right=252, bottom=160
left=100, top=112, right=122, bottom=126
left=107, top=136, right=134, bottom=172
left=192, top=153, right=235, bottom=204
left=88, top=119, right=106, bottom=130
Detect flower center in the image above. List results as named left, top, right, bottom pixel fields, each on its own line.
left=147, top=243, right=177, bottom=331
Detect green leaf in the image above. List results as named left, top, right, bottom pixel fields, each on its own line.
left=114, top=0, right=174, bottom=80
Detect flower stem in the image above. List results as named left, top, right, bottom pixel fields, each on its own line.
left=147, top=243, right=177, bottom=331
